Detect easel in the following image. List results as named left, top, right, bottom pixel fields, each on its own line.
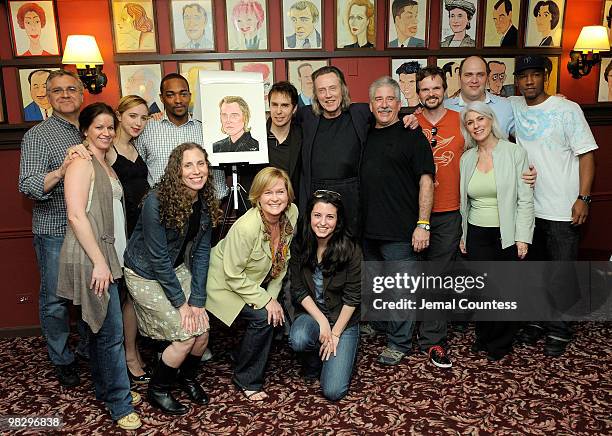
left=219, top=163, right=250, bottom=236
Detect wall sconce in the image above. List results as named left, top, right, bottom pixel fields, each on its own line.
left=567, top=26, right=611, bottom=79
left=62, top=35, right=107, bottom=94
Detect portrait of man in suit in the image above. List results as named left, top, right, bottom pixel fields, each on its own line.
left=213, top=96, right=260, bottom=153
left=486, top=60, right=514, bottom=97
left=285, top=0, right=322, bottom=49
left=296, top=63, right=314, bottom=107
left=23, top=68, right=52, bottom=122
left=180, top=2, right=214, bottom=50
left=388, top=0, right=425, bottom=47
left=492, top=0, right=517, bottom=46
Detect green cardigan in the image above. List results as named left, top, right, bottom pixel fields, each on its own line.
left=206, top=203, right=298, bottom=326
left=459, top=139, right=535, bottom=249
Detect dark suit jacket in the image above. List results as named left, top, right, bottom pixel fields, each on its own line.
left=213, top=131, right=259, bottom=153
left=290, top=242, right=362, bottom=327
left=500, top=25, right=518, bottom=47
left=23, top=101, right=43, bottom=121
left=539, top=35, right=553, bottom=46
left=286, top=30, right=322, bottom=48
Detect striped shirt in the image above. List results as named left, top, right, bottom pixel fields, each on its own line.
left=135, top=115, right=229, bottom=198
left=18, top=114, right=83, bottom=236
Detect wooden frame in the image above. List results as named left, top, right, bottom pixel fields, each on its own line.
left=386, top=0, right=429, bottom=49
left=117, top=63, right=163, bottom=113
left=7, top=0, right=61, bottom=57
left=110, top=0, right=158, bottom=54
left=17, top=66, right=60, bottom=123
left=233, top=61, right=274, bottom=110
left=524, top=0, right=566, bottom=48
left=225, top=0, right=269, bottom=51
left=281, top=0, right=324, bottom=50
left=483, top=0, right=521, bottom=47
left=170, top=0, right=216, bottom=52
left=439, top=0, right=479, bottom=48
left=335, top=0, right=377, bottom=50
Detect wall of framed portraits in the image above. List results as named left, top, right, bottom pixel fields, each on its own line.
left=0, top=0, right=610, bottom=330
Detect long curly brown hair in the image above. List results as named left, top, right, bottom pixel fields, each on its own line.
left=156, top=142, right=222, bottom=231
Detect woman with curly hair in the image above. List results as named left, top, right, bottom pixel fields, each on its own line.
left=116, top=2, right=155, bottom=51
left=123, top=142, right=222, bottom=415
left=343, top=0, right=375, bottom=48
left=206, top=167, right=298, bottom=401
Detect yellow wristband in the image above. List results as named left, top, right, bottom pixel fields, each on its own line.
left=417, top=220, right=430, bottom=225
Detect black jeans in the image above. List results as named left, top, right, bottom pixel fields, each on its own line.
left=527, top=218, right=580, bottom=340
left=233, top=304, right=275, bottom=391
left=466, top=224, right=519, bottom=358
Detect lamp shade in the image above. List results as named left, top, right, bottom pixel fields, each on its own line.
left=573, top=26, right=611, bottom=53
left=62, top=35, right=104, bottom=65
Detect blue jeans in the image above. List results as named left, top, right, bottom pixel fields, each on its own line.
left=33, top=235, right=89, bottom=365
left=289, top=314, right=359, bottom=401
left=88, top=282, right=133, bottom=421
left=363, top=239, right=417, bottom=353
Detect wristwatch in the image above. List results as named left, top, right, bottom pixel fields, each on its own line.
left=416, top=223, right=431, bottom=231
left=577, top=195, right=592, bottom=205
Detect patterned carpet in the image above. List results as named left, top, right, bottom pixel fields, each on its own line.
left=1, top=322, right=610, bottom=435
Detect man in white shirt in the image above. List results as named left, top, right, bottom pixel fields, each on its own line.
left=510, top=55, right=597, bottom=357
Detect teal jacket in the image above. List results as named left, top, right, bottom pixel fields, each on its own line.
left=459, top=139, right=535, bottom=249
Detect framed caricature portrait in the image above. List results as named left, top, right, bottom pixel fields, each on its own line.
left=436, top=58, right=463, bottom=98
left=179, top=61, right=222, bottom=112
left=440, top=0, right=478, bottom=48
left=387, top=0, right=428, bottom=48
left=18, top=67, right=59, bottom=122
left=110, top=0, right=158, bottom=53
left=287, top=59, right=329, bottom=107
left=195, top=71, right=269, bottom=166
left=391, top=59, right=427, bottom=107
left=544, top=56, right=559, bottom=95
left=170, top=0, right=215, bottom=52
left=483, top=0, right=521, bottom=47
left=282, top=0, right=323, bottom=50
left=484, top=58, right=515, bottom=97
left=234, top=61, right=274, bottom=110
left=603, top=1, right=612, bottom=48
left=598, top=57, right=612, bottom=103
left=524, top=0, right=566, bottom=47
left=226, top=0, right=269, bottom=51
left=8, top=0, right=61, bottom=57
left=118, top=64, right=163, bottom=114
left=336, top=0, right=377, bottom=49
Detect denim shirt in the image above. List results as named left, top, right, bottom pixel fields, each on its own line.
left=124, top=190, right=212, bottom=308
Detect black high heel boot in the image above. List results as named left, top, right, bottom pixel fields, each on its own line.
left=178, top=354, right=209, bottom=405
left=147, top=359, right=189, bottom=415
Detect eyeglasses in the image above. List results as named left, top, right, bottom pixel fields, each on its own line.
left=49, top=86, right=80, bottom=96
left=313, top=189, right=341, bottom=199
left=430, top=126, right=438, bottom=148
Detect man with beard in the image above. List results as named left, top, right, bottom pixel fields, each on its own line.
left=361, top=76, right=434, bottom=366
left=413, top=66, right=464, bottom=368
left=135, top=73, right=227, bottom=199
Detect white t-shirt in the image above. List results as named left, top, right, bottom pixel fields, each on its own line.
left=509, top=95, right=598, bottom=221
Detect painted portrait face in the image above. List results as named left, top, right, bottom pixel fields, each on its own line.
left=118, top=7, right=133, bottom=33
left=289, top=6, right=315, bottom=39
left=487, top=63, right=507, bottom=95
left=126, top=70, right=154, bottom=101
left=298, top=64, right=314, bottom=94
left=220, top=102, right=245, bottom=137
left=536, top=5, right=552, bottom=33
left=181, top=147, right=208, bottom=195
left=398, top=73, right=417, bottom=102
left=24, top=11, right=42, bottom=41
left=348, top=4, right=368, bottom=37
left=30, top=71, right=51, bottom=109
left=236, top=12, right=258, bottom=38
left=449, top=8, right=469, bottom=34
left=183, top=5, right=206, bottom=41
left=395, top=5, right=419, bottom=38
left=446, top=64, right=461, bottom=97
left=493, top=3, right=512, bottom=35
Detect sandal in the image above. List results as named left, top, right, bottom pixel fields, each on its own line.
left=233, top=378, right=268, bottom=402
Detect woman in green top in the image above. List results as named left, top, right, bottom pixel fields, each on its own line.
left=458, top=101, right=534, bottom=361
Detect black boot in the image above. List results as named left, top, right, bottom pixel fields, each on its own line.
left=178, top=354, right=209, bottom=405
left=148, top=358, right=189, bottom=415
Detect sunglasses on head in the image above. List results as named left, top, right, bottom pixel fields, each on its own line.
left=430, top=127, right=438, bottom=148
left=313, top=189, right=342, bottom=199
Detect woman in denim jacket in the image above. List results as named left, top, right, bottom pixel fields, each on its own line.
left=124, top=142, right=222, bottom=415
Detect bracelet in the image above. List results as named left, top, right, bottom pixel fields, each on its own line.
left=332, top=333, right=340, bottom=339
left=417, top=220, right=430, bottom=225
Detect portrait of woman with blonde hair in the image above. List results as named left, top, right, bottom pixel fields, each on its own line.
left=341, top=0, right=375, bottom=48
left=113, top=1, right=156, bottom=52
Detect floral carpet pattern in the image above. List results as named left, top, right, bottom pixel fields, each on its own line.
left=0, top=322, right=610, bottom=435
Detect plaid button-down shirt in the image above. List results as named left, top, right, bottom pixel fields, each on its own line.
left=135, top=115, right=229, bottom=198
left=18, top=114, right=83, bottom=236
